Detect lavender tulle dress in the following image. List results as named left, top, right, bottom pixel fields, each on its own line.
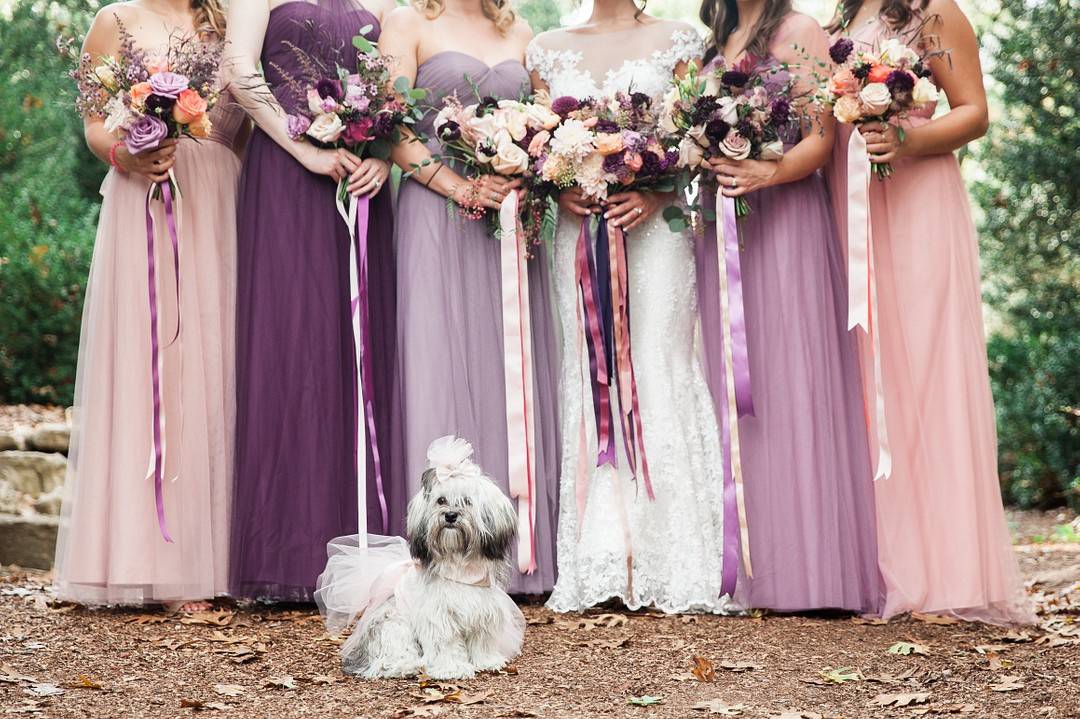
left=698, top=16, right=882, bottom=613
left=393, top=54, right=560, bottom=594
left=230, top=2, right=401, bottom=600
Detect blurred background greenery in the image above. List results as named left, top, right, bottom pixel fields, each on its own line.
left=0, top=0, right=1076, bottom=510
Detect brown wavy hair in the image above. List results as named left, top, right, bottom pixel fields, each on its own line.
left=700, top=0, right=792, bottom=64
left=192, top=0, right=227, bottom=37
left=826, top=0, right=931, bottom=34
left=411, top=0, right=516, bottom=34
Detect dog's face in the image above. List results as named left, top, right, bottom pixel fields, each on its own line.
left=405, top=469, right=516, bottom=568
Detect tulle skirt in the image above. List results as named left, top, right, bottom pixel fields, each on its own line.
left=53, top=138, right=240, bottom=605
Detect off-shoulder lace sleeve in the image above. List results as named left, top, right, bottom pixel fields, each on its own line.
left=526, top=41, right=559, bottom=85
left=667, top=27, right=705, bottom=68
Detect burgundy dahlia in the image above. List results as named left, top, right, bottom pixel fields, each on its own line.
left=551, top=95, right=580, bottom=115
left=721, top=70, right=749, bottom=87
left=885, top=69, right=915, bottom=93
left=704, top=118, right=730, bottom=143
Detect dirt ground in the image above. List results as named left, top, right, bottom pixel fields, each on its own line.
left=2, top=510, right=1078, bottom=719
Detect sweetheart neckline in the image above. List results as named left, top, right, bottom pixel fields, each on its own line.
left=417, top=50, right=524, bottom=72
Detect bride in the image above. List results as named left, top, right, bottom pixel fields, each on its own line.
left=528, top=0, right=738, bottom=613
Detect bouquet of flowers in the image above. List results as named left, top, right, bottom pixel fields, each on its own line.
left=431, top=92, right=562, bottom=250
left=280, top=28, right=423, bottom=203
left=823, top=35, right=939, bottom=178
left=660, top=58, right=799, bottom=217
left=68, top=23, right=222, bottom=195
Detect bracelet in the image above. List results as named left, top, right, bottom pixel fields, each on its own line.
left=424, top=163, right=444, bottom=188
left=450, top=179, right=485, bottom=220
left=108, top=141, right=127, bottom=174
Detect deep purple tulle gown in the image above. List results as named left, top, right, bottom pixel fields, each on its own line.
left=230, top=1, right=402, bottom=600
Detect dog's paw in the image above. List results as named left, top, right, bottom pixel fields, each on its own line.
left=424, top=662, right=476, bottom=680
left=470, top=655, right=508, bottom=673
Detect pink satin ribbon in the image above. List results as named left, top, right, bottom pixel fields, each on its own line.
left=143, top=178, right=182, bottom=543
left=714, top=190, right=754, bottom=595
left=337, top=187, right=388, bottom=541
left=499, top=192, right=538, bottom=575
left=845, top=131, right=893, bottom=481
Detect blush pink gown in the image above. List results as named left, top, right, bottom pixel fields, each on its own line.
left=53, top=94, right=246, bottom=605
left=826, top=18, right=1034, bottom=625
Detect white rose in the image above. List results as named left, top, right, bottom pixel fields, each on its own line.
left=912, top=76, right=939, bottom=106
left=103, top=96, right=132, bottom=135
left=858, top=82, right=893, bottom=116
left=688, top=124, right=710, bottom=148
left=759, top=139, right=785, bottom=161
left=306, top=112, right=345, bottom=143
left=467, top=113, right=500, bottom=143
left=524, top=102, right=560, bottom=130
left=677, top=136, right=705, bottom=168
left=307, top=88, right=325, bottom=115
left=491, top=140, right=530, bottom=175
left=502, top=108, right=529, bottom=142
left=718, top=131, right=751, bottom=160
left=878, top=38, right=918, bottom=66
left=659, top=110, right=679, bottom=135
left=718, top=96, right=740, bottom=125
left=703, top=73, right=723, bottom=97
left=94, top=62, right=118, bottom=90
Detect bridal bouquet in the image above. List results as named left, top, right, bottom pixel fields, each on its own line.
left=69, top=23, right=222, bottom=196
left=431, top=93, right=562, bottom=250
left=660, top=59, right=798, bottom=217
left=823, top=35, right=939, bottom=178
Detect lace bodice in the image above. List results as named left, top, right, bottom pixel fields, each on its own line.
left=526, top=24, right=703, bottom=102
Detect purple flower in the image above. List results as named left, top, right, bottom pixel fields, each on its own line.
left=551, top=96, right=580, bottom=115
left=639, top=150, right=662, bottom=177
left=663, top=148, right=679, bottom=170
left=124, top=114, right=169, bottom=154
left=622, top=131, right=646, bottom=153
left=144, top=93, right=176, bottom=117
left=705, top=119, right=731, bottom=143
left=594, top=119, right=620, bottom=133
left=316, top=78, right=343, bottom=101
left=629, top=92, right=651, bottom=109
left=829, top=38, right=855, bottom=65
left=721, top=70, right=749, bottom=87
left=769, top=97, right=791, bottom=127
left=885, top=69, right=915, bottom=93
left=148, top=71, right=190, bottom=98
left=603, top=152, right=627, bottom=173
left=438, top=120, right=461, bottom=142
left=853, top=63, right=872, bottom=80
left=373, top=112, right=397, bottom=138
left=287, top=114, right=311, bottom=139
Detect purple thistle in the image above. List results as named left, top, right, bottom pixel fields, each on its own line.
left=886, top=69, right=915, bottom=93
left=144, top=93, right=177, bottom=117
left=853, top=63, right=872, bottom=80
left=629, top=92, right=651, bottom=109
left=829, top=38, right=855, bottom=65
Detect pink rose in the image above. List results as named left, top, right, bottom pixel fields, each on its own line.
left=718, top=131, right=751, bottom=160
left=828, top=68, right=859, bottom=97
left=626, top=152, right=643, bottom=172
left=344, top=117, right=374, bottom=145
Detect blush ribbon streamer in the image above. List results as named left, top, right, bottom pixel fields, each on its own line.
left=498, top=192, right=538, bottom=575
left=845, top=130, right=893, bottom=481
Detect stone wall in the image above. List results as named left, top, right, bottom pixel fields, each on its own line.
left=0, top=418, right=69, bottom=570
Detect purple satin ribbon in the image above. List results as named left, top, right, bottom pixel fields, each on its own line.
left=145, top=180, right=180, bottom=543
left=351, top=196, right=388, bottom=533
left=726, top=208, right=753, bottom=419
left=579, top=217, right=617, bottom=468
left=718, top=193, right=742, bottom=597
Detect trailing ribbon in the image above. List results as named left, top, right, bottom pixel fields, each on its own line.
left=498, top=192, right=538, bottom=575
left=714, top=190, right=754, bottom=596
left=845, top=131, right=893, bottom=481
left=577, top=217, right=616, bottom=468
left=143, top=174, right=182, bottom=543
left=335, top=185, right=387, bottom=545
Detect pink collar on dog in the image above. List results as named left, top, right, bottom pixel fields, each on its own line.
left=433, top=563, right=492, bottom=587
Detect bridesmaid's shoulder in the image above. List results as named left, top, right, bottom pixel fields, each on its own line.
left=365, top=0, right=398, bottom=25
left=89, top=1, right=139, bottom=31
left=529, top=25, right=573, bottom=51
left=507, top=16, right=534, bottom=46
left=381, top=3, right=426, bottom=36
left=776, top=10, right=826, bottom=36
left=921, top=0, right=971, bottom=27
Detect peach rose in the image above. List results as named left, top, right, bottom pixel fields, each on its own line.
left=188, top=113, right=213, bottom=139
left=144, top=54, right=170, bottom=75
left=172, top=88, right=208, bottom=125
left=867, top=64, right=892, bottom=84
left=828, top=68, right=859, bottom=97
left=528, top=129, right=550, bottom=158
left=595, top=132, right=625, bottom=156
left=626, top=152, right=643, bottom=172
left=833, top=94, right=863, bottom=124
left=128, top=81, right=153, bottom=109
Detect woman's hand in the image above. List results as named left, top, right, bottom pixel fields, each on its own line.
left=858, top=121, right=905, bottom=164
left=604, top=190, right=668, bottom=231
left=347, top=157, right=391, bottom=198
left=452, top=175, right=522, bottom=211
left=709, top=157, right=780, bottom=197
left=300, top=146, right=361, bottom=182
left=117, top=139, right=179, bottom=183
left=558, top=187, right=601, bottom=217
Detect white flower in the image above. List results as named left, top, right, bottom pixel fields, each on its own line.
left=467, top=113, right=500, bottom=143
left=912, top=76, right=939, bottom=105
left=688, top=124, right=710, bottom=148
left=307, top=88, right=325, bottom=115
left=677, top=136, right=705, bottom=168
left=759, top=139, right=785, bottom=161
left=718, top=96, right=740, bottom=125
left=524, top=102, right=560, bottom=130
left=500, top=108, right=529, bottom=142
left=491, top=140, right=530, bottom=175
left=426, top=435, right=482, bottom=482
left=550, top=118, right=594, bottom=158
left=433, top=104, right=458, bottom=133
left=576, top=151, right=608, bottom=201
left=858, top=83, right=893, bottom=116
left=878, top=38, right=919, bottom=66
left=306, top=112, right=345, bottom=143
left=703, top=73, right=723, bottom=96
left=94, top=62, right=118, bottom=90
left=103, top=95, right=132, bottom=135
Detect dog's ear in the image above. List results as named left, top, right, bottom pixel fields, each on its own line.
left=405, top=494, right=433, bottom=565
left=479, top=486, right=517, bottom=561
left=419, top=468, right=438, bottom=495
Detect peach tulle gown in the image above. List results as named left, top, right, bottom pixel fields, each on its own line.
left=826, top=18, right=1035, bottom=625
left=53, top=95, right=246, bottom=605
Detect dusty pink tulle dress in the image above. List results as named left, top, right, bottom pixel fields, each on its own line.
left=826, top=17, right=1034, bottom=625
left=53, top=95, right=246, bottom=605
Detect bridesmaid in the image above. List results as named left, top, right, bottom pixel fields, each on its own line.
left=826, top=0, right=1034, bottom=624
left=380, top=0, right=560, bottom=593
left=54, top=0, right=245, bottom=608
left=697, top=0, right=882, bottom=612
left=224, top=0, right=400, bottom=600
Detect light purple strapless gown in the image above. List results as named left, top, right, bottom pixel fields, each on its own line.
left=394, top=53, right=559, bottom=594
left=697, top=57, right=883, bottom=613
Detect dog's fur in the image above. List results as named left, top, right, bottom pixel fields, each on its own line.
left=344, top=452, right=519, bottom=679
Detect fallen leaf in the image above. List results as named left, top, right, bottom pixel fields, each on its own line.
left=181, top=610, right=235, bottom=627
left=912, top=613, right=961, bottom=625
left=889, top=641, right=930, bottom=656
left=974, top=644, right=1011, bottom=654
left=670, top=672, right=697, bottom=682
left=818, top=667, right=862, bottom=684
left=126, top=613, right=170, bottom=625
left=681, top=615, right=701, bottom=624
left=394, top=707, right=449, bottom=718
left=719, top=661, right=762, bottom=673
left=310, top=674, right=342, bottom=685
left=691, top=699, right=748, bottom=715
left=496, top=712, right=537, bottom=718
left=261, top=675, right=297, bottom=691
left=24, top=683, right=63, bottom=697
left=627, top=695, right=663, bottom=706
left=770, top=713, right=822, bottom=719
left=0, top=664, right=37, bottom=684
left=691, top=656, right=716, bottom=682
left=998, top=630, right=1033, bottom=643
left=870, top=692, right=931, bottom=707
left=913, top=704, right=976, bottom=715
left=213, top=684, right=245, bottom=697
left=984, top=651, right=1012, bottom=671
left=851, top=616, right=889, bottom=625
left=583, top=635, right=630, bottom=649
left=75, top=675, right=102, bottom=690
left=4, top=701, right=46, bottom=714
left=500, top=663, right=519, bottom=676
left=207, top=631, right=252, bottom=645
left=579, top=613, right=628, bottom=630
left=989, top=675, right=1025, bottom=692
left=454, top=690, right=491, bottom=705
left=525, top=614, right=553, bottom=626
left=180, top=699, right=231, bottom=711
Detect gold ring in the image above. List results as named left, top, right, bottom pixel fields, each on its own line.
left=731, top=177, right=738, bottom=188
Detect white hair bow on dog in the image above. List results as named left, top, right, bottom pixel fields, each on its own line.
left=426, top=435, right=484, bottom=483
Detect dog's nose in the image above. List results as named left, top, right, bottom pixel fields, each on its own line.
left=444, top=511, right=458, bottom=524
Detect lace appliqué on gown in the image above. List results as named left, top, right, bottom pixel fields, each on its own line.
left=528, top=25, right=739, bottom=614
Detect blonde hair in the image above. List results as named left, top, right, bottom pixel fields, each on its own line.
left=411, top=0, right=516, bottom=34
left=192, top=0, right=227, bottom=37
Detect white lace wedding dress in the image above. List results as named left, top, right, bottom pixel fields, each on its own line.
left=527, top=22, right=739, bottom=614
